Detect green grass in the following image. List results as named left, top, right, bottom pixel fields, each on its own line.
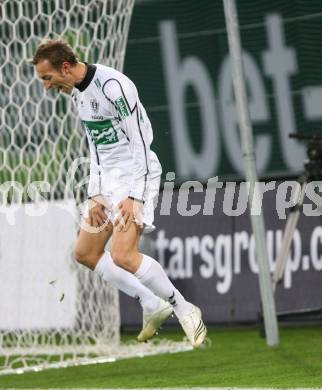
left=0, top=325, right=321, bottom=388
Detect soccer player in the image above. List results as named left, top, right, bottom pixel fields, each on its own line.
left=32, top=39, right=207, bottom=348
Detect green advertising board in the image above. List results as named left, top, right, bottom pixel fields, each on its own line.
left=124, top=0, right=322, bottom=183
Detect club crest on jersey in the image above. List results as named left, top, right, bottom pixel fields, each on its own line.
left=90, top=99, right=99, bottom=113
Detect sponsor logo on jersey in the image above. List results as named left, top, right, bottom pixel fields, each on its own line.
left=82, top=119, right=119, bottom=145
left=114, top=96, right=129, bottom=118
left=90, top=99, right=99, bottom=113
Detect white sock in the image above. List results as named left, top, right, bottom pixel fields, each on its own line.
left=135, top=254, right=193, bottom=318
left=94, top=251, right=160, bottom=314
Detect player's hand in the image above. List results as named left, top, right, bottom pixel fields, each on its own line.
left=88, top=196, right=109, bottom=228
left=115, top=197, right=143, bottom=232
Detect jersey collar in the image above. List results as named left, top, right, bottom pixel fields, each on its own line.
left=75, top=63, right=97, bottom=92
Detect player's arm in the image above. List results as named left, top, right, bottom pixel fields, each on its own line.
left=103, top=79, right=149, bottom=230
left=84, top=128, right=109, bottom=228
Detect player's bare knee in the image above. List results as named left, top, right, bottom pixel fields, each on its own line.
left=74, top=247, right=102, bottom=269
left=110, top=248, right=126, bottom=266
left=111, top=249, right=133, bottom=272
left=73, top=247, right=89, bottom=265
left=74, top=247, right=85, bottom=264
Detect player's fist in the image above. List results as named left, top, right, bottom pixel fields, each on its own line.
left=88, top=196, right=109, bottom=228
left=115, top=197, right=143, bottom=232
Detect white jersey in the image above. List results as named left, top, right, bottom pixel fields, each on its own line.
left=72, top=64, right=161, bottom=202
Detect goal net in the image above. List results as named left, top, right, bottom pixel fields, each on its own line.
left=0, top=0, right=191, bottom=375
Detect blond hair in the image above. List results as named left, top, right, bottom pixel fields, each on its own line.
left=32, top=39, right=78, bottom=69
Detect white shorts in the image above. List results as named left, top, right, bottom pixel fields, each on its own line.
left=82, top=152, right=161, bottom=234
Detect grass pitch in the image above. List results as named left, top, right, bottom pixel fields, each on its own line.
left=0, top=325, right=321, bottom=388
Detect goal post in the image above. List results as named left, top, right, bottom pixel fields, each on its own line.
left=0, top=0, right=191, bottom=375
left=223, top=0, right=279, bottom=346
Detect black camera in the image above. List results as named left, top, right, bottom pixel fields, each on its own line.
left=289, top=133, right=322, bottom=181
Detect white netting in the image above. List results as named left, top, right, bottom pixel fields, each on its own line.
left=0, top=0, right=135, bottom=197
left=0, top=0, right=191, bottom=375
